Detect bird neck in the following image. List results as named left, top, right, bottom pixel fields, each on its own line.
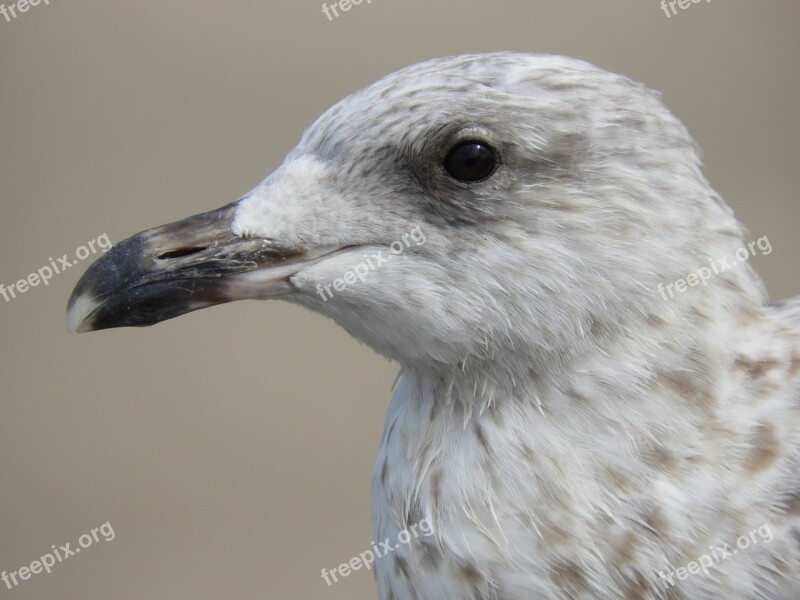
left=401, top=289, right=768, bottom=423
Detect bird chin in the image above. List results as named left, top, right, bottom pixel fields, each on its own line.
left=285, top=245, right=394, bottom=302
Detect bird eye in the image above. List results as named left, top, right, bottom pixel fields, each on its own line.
left=443, top=141, right=498, bottom=183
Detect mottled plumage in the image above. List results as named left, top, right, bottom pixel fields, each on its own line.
left=68, top=53, right=800, bottom=599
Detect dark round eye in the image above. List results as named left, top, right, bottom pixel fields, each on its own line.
left=443, top=141, right=498, bottom=182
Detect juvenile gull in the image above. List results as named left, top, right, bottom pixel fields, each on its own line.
left=67, top=53, right=800, bottom=599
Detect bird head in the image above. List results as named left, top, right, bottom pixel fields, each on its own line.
left=67, top=53, right=760, bottom=379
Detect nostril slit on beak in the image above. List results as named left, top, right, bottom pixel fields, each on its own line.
left=157, top=247, right=207, bottom=260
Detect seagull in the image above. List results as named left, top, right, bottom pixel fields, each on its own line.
left=66, top=53, right=800, bottom=599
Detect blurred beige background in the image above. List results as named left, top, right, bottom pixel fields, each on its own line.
left=1, top=1, right=798, bottom=598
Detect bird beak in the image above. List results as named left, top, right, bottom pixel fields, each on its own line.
left=66, top=201, right=320, bottom=333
